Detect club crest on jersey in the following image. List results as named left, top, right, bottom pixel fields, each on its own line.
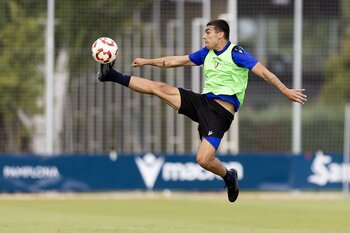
left=213, top=57, right=222, bottom=69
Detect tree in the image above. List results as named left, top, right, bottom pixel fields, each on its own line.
left=0, top=0, right=152, bottom=152
left=319, top=0, right=350, bottom=105
left=0, top=1, right=44, bottom=151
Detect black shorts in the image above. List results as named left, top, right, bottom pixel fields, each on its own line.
left=178, top=88, right=234, bottom=139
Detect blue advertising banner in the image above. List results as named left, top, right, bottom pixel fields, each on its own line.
left=0, top=152, right=348, bottom=192
left=136, top=153, right=290, bottom=190
left=291, top=151, right=349, bottom=189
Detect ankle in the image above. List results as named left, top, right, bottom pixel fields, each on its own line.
left=223, top=169, right=231, bottom=183
left=109, top=69, right=131, bottom=87
left=100, top=69, right=131, bottom=87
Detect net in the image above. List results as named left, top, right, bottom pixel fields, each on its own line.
left=0, top=0, right=347, bottom=154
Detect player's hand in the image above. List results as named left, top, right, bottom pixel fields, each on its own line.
left=131, top=58, right=147, bottom=67
left=285, top=89, right=307, bottom=104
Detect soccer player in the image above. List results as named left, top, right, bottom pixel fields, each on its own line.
left=96, top=19, right=307, bottom=203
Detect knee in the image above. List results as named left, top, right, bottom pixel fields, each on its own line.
left=196, top=154, right=211, bottom=170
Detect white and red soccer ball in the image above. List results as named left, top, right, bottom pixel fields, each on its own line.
left=91, top=37, right=119, bottom=64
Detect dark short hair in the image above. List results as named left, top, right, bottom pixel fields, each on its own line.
left=207, top=19, right=230, bottom=40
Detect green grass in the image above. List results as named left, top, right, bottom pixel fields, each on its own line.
left=0, top=192, right=349, bottom=233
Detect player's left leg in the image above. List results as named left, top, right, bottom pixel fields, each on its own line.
left=196, top=138, right=226, bottom=177
left=196, top=138, right=239, bottom=203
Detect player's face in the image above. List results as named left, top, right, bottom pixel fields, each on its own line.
left=203, top=25, right=221, bottom=49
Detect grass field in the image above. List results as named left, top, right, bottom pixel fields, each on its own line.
left=0, top=192, right=349, bottom=233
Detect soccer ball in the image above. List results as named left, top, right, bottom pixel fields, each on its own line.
left=91, top=37, right=119, bottom=64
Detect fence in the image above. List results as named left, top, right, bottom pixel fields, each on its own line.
left=0, top=0, right=348, bottom=155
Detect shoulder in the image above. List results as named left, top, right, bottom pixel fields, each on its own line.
left=189, top=47, right=210, bottom=66
left=195, top=47, right=210, bottom=56
left=232, top=45, right=246, bottom=54
left=231, top=45, right=258, bottom=70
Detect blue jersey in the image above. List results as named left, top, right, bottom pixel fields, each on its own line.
left=188, top=41, right=258, bottom=111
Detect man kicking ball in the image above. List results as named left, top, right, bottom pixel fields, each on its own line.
left=96, top=19, right=307, bottom=203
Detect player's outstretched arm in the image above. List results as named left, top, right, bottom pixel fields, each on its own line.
left=132, top=55, right=195, bottom=68
left=252, top=62, right=307, bottom=104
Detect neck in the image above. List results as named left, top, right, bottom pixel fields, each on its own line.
left=214, top=40, right=229, bottom=51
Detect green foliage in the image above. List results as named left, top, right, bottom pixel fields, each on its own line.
left=0, top=0, right=152, bottom=152
left=320, top=26, right=350, bottom=104
left=0, top=1, right=44, bottom=151
left=0, top=1, right=44, bottom=113
left=240, top=105, right=344, bottom=153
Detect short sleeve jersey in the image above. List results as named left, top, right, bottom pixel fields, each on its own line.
left=188, top=41, right=258, bottom=111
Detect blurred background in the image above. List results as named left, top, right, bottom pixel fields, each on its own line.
left=0, top=0, right=349, bottom=156
left=1, top=2, right=350, bottom=230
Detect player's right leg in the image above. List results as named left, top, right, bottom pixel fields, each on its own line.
left=97, top=62, right=181, bottom=110
left=128, top=77, right=181, bottom=110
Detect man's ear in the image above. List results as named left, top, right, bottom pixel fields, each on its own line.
left=218, top=31, right=225, bottom=39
